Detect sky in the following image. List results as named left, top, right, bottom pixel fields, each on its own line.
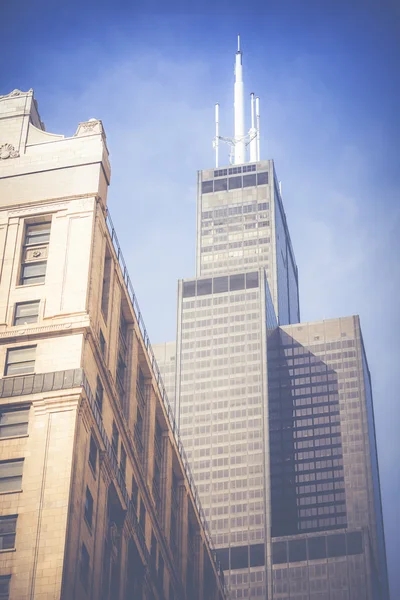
left=1, top=0, right=399, bottom=596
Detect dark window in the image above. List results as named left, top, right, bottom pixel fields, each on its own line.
left=307, top=535, right=327, bottom=559
left=272, top=541, right=287, bottom=564
left=246, top=272, right=259, bottom=289
left=20, top=222, right=51, bottom=286
left=216, top=548, right=229, bottom=571
left=0, top=460, right=23, bottom=493
left=197, top=279, right=212, bottom=296
left=0, top=575, right=10, bottom=600
left=101, top=248, right=112, bottom=318
left=99, top=330, right=106, bottom=357
left=120, top=445, right=127, bottom=481
left=89, top=435, right=97, bottom=472
left=84, top=487, right=93, bottom=527
left=289, top=539, right=307, bottom=562
left=229, top=273, right=245, bottom=291
left=346, top=531, right=363, bottom=555
left=0, top=516, right=17, bottom=550
left=243, top=164, right=256, bottom=173
left=214, top=178, right=227, bottom=192
left=230, top=545, right=248, bottom=570
left=131, top=475, right=139, bottom=511
left=213, top=276, right=229, bottom=294
left=327, top=533, right=346, bottom=557
left=80, top=543, right=90, bottom=590
left=150, top=532, right=157, bottom=566
left=95, top=377, right=103, bottom=413
left=249, top=544, right=265, bottom=567
left=0, top=408, right=29, bottom=438
left=201, top=180, right=213, bottom=194
left=214, top=169, right=228, bottom=177
left=183, top=281, right=196, bottom=298
left=228, top=166, right=242, bottom=174
left=257, top=171, right=268, bottom=185
left=158, top=552, right=164, bottom=588
left=111, top=422, right=119, bottom=458
left=228, top=176, right=242, bottom=190
left=243, top=174, right=257, bottom=187
left=14, top=301, right=40, bottom=326
left=258, top=202, right=268, bottom=211
left=139, top=502, right=146, bottom=534
left=5, top=346, right=35, bottom=376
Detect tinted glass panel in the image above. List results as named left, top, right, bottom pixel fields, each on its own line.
left=307, top=536, right=327, bottom=559
left=183, top=281, right=196, bottom=298
left=228, top=176, right=242, bottom=190
left=230, top=273, right=245, bottom=291
left=213, top=276, right=229, bottom=293
left=201, top=181, right=213, bottom=194
left=246, top=272, right=259, bottom=289
left=197, top=279, right=212, bottom=296
left=230, top=545, right=248, bottom=569
left=243, top=174, right=257, bottom=187
left=289, top=539, right=307, bottom=562
left=214, top=178, right=227, bottom=192
left=257, top=171, right=268, bottom=185
left=216, top=548, right=229, bottom=571
left=250, top=544, right=265, bottom=567
left=272, top=541, right=287, bottom=564
left=346, top=531, right=363, bottom=555
left=327, top=533, right=346, bottom=557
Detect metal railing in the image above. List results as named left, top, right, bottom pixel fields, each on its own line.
left=105, top=210, right=225, bottom=586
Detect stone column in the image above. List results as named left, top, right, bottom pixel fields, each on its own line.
left=177, top=484, right=189, bottom=585
left=161, top=432, right=173, bottom=535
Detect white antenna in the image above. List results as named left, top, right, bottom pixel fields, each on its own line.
left=212, top=36, right=262, bottom=166
left=279, top=181, right=282, bottom=196
left=256, top=96, right=260, bottom=161
left=249, top=92, right=257, bottom=162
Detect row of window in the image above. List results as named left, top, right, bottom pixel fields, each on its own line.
left=272, top=531, right=363, bottom=564
left=213, top=164, right=258, bottom=177
left=182, top=272, right=259, bottom=299
left=201, top=172, right=268, bottom=194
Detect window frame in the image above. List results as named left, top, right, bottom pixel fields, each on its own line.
left=88, top=435, right=98, bottom=474
left=13, top=300, right=40, bottom=326
left=0, top=407, right=29, bottom=439
left=19, top=220, right=51, bottom=287
left=4, top=346, right=36, bottom=377
left=0, top=459, right=24, bottom=494
left=0, top=516, right=17, bottom=551
left=0, top=575, right=10, bottom=600
left=84, top=487, right=94, bottom=529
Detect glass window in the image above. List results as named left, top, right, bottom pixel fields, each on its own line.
left=213, top=276, right=229, bottom=294
left=327, top=533, right=346, bottom=557
left=0, top=517, right=17, bottom=551
left=201, top=180, right=213, bottom=194
left=14, top=301, right=40, bottom=326
left=24, top=223, right=51, bottom=246
left=20, top=221, right=51, bottom=286
left=120, top=445, right=127, bottom=480
left=216, top=547, right=229, bottom=570
left=95, top=377, right=103, bottom=413
left=112, top=422, right=119, bottom=458
left=272, top=541, right=287, bottom=564
left=246, top=272, right=259, bottom=289
left=230, top=545, right=249, bottom=569
left=80, top=543, right=90, bottom=590
left=230, top=273, right=245, bottom=292
left=307, top=535, right=327, bottom=559
left=0, top=460, right=23, bottom=493
left=250, top=543, right=265, bottom=567
left=289, top=539, right=307, bottom=562
left=20, top=262, right=47, bottom=286
left=346, top=531, right=363, bottom=555
left=0, top=576, right=10, bottom=600
left=84, top=487, right=93, bottom=527
left=183, top=281, right=196, bottom=298
left=214, top=178, right=228, bottom=192
left=197, top=279, right=212, bottom=296
left=131, top=475, right=139, bottom=511
left=5, top=346, right=35, bottom=376
left=0, top=408, right=29, bottom=439
left=89, top=435, right=97, bottom=472
left=228, top=176, right=242, bottom=190
left=243, top=174, right=257, bottom=187
left=100, top=330, right=106, bottom=357
left=257, top=172, right=268, bottom=185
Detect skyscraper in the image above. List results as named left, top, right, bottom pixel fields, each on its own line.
left=154, top=39, right=389, bottom=600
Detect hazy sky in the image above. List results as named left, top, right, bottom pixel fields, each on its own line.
left=2, top=0, right=399, bottom=596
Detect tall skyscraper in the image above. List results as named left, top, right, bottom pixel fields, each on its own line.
left=0, top=88, right=227, bottom=600
left=154, top=39, right=389, bottom=600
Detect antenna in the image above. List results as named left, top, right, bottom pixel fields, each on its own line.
left=256, top=96, right=260, bottom=161
left=249, top=93, right=257, bottom=162
left=234, top=35, right=245, bottom=164
left=215, top=103, right=220, bottom=168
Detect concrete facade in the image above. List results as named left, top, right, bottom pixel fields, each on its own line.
left=0, top=89, right=227, bottom=600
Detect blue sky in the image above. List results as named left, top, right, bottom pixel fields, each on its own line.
left=2, top=0, right=399, bottom=596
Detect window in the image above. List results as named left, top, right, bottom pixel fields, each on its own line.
left=308, top=535, right=327, bottom=559
left=120, top=445, right=127, bottom=481
left=5, top=346, right=35, bottom=376
left=289, top=539, right=307, bottom=562
left=0, top=516, right=17, bottom=550
left=99, top=330, right=106, bottom=357
left=84, top=487, right=93, bottom=528
left=214, top=178, right=227, bottom=192
left=80, top=543, right=90, bottom=590
left=112, top=422, right=119, bottom=458
left=183, top=281, right=196, bottom=298
left=230, top=545, right=248, bottom=569
left=201, top=180, right=213, bottom=194
left=131, top=475, right=139, bottom=511
left=0, top=408, right=29, bottom=438
left=0, top=576, right=10, bottom=600
left=197, top=279, right=212, bottom=296
left=228, top=176, right=242, bottom=190
left=89, top=435, right=97, bottom=473
left=101, top=248, right=112, bottom=319
left=272, top=541, right=287, bottom=564
left=139, top=502, right=146, bottom=534
left=327, top=533, right=346, bottom=557
left=346, top=531, right=363, bottom=555
left=95, top=377, right=103, bottom=413
left=246, top=272, right=259, bottom=289
left=20, top=222, right=51, bottom=286
left=257, top=171, right=268, bottom=185
left=250, top=544, right=265, bottom=567
left=229, top=273, right=245, bottom=291
left=13, top=301, right=40, bottom=326
left=213, top=276, right=229, bottom=294
left=243, top=174, right=257, bottom=187
left=150, top=532, right=157, bottom=566
left=0, top=460, right=24, bottom=492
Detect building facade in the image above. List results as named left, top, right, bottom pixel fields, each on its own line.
left=0, top=89, right=227, bottom=600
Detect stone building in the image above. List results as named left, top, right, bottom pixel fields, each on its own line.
left=0, top=88, right=227, bottom=600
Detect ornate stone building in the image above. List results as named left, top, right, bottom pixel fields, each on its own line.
left=0, top=88, right=227, bottom=600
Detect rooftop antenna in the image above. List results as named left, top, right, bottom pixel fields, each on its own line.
left=213, top=36, right=261, bottom=166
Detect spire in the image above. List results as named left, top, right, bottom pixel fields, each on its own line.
left=234, top=34, right=245, bottom=164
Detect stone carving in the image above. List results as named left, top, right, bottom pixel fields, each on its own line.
left=0, top=143, right=19, bottom=160
left=0, top=89, right=33, bottom=100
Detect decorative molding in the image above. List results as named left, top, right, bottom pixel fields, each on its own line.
left=0, top=322, right=74, bottom=338
left=7, top=202, right=68, bottom=217
left=0, top=143, right=20, bottom=160
left=75, top=119, right=104, bottom=138
left=0, top=89, right=33, bottom=100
